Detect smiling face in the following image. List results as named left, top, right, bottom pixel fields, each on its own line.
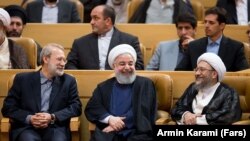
left=42, top=45, right=66, bottom=78
left=194, top=61, right=217, bottom=90
left=113, top=53, right=136, bottom=84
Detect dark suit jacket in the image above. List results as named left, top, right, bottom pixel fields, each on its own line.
left=26, top=0, right=81, bottom=23
left=1, top=71, right=82, bottom=141
left=66, top=27, right=144, bottom=70
left=216, top=0, right=250, bottom=24
left=175, top=36, right=249, bottom=71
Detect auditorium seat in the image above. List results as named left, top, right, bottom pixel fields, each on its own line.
left=9, top=37, right=37, bottom=69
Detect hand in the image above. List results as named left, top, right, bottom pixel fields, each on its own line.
left=183, top=112, right=200, bottom=125
left=108, top=116, right=126, bottom=131
left=181, top=35, right=194, bottom=49
left=30, top=112, right=51, bottom=128
left=102, top=125, right=115, bottom=133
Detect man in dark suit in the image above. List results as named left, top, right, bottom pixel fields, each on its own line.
left=1, top=43, right=82, bottom=141
left=66, top=5, right=144, bottom=70
left=25, top=0, right=81, bottom=23
left=216, top=0, right=250, bottom=25
left=175, top=7, right=249, bottom=71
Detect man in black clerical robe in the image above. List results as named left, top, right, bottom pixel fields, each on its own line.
left=85, top=44, right=157, bottom=141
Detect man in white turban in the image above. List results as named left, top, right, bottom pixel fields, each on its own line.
left=85, top=44, right=157, bottom=141
left=171, top=52, right=241, bottom=125
left=0, top=8, right=29, bottom=69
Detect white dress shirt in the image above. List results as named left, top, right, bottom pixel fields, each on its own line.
left=236, top=0, right=248, bottom=25
left=0, top=37, right=11, bottom=69
left=98, top=28, right=114, bottom=70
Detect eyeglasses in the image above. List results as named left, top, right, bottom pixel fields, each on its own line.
left=194, top=67, right=214, bottom=73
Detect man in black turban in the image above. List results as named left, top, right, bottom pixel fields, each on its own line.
left=4, top=5, right=42, bottom=66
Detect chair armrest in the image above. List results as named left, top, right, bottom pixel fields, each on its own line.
left=1, top=117, right=80, bottom=132
left=70, top=117, right=80, bottom=131
left=157, top=110, right=170, bottom=119
left=232, top=120, right=250, bottom=125
left=88, top=122, right=96, bottom=131
left=1, top=117, right=10, bottom=132
left=156, top=117, right=171, bottom=125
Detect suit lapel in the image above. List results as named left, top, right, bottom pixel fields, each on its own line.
left=57, top=1, right=64, bottom=22
left=49, top=76, right=61, bottom=107
left=231, top=1, right=238, bottom=24
left=218, top=36, right=227, bottom=60
left=36, top=2, right=43, bottom=22
left=248, top=1, right=250, bottom=22
left=32, top=72, right=42, bottom=110
left=89, top=34, right=100, bottom=66
left=105, top=28, right=120, bottom=69
left=167, top=41, right=179, bottom=69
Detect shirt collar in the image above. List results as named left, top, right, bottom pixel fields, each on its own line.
left=43, top=0, right=59, bottom=8
left=40, top=71, right=53, bottom=84
left=99, top=27, right=114, bottom=38
left=208, top=35, right=222, bottom=45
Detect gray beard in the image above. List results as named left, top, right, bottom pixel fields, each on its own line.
left=115, top=72, right=136, bottom=84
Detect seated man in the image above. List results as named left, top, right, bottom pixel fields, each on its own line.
left=171, top=53, right=241, bottom=125
left=216, top=0, right=249, bottom=25
left=0, top=8, right=29, bottom=69
left=25, top=0, right=81, bottom=23
left=1, top=43, right=82, bottom=141
left=146, top=13, right=197, bottom=70
left=129, top=0, right=194, bottom=23
left=4, top=5, right=42, bottom=66
left=85, top=44, right=157, bottom=141
left=175, top=7, right=249, bottom=71
left=66, top=5, right=144, bottom=70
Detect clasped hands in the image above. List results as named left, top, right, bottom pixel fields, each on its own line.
left=102, top=116, right=126, bottom=133
left=183, top=112, right=201, bottom=125
left=30, top=112, right=52, bottom=129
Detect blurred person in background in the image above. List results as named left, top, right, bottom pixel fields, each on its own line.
left=25, top=0, right=81, bottom=23
left=129, top=0, right=194, bottom=24
left=4, top=5, right=42, bottom=66
left=216, top=0, right=249, bottom=25
left=0, top=8, right=29, bottom=69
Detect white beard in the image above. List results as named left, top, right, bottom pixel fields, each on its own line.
left=115, top=72, right=136, bottom=84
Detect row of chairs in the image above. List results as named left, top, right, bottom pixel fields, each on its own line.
left=1, top=71, right=250, bottom=141
left=10, top=37, right=250, bottom=70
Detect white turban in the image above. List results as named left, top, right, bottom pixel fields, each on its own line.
left=108, top=44, right=137, bottom=69
left=0, top=8, right=10, bottom=27
left=197, top=52, right=226, bottom=82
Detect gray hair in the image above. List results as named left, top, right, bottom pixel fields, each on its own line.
left=40, top=43, right=64, bottom=65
